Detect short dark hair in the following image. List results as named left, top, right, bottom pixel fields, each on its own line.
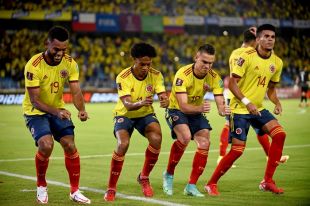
left=243, top=29, right=256, bottom=43
left=257, top=24, right=276, bottom=36
left=47, top=26, right=69, bottom=42
left=131, top=42, right=157, bottom=58
left=198, top=44, right=215, bottom=55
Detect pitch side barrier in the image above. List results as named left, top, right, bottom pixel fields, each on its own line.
left=0, top=88, right=303, bottom=105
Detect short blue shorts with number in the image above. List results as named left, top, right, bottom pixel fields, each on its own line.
left=113, top=113, right=159, bottom=137
left=165, top=109, right=212, bottom=139
left=24, top=114, right=75, bottom=145
left=230, top=109, right=276, bottom=142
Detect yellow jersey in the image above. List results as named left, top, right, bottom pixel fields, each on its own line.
left=169, top=64, right=224, bottom=110
left=230, top=48, right=283, bottom=114
left=113, top=67, right=166, bottom=118
left=227, top=47, right=253, bottom=99
left=23, top=53, right=79, bottom=115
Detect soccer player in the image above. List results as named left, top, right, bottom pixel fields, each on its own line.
left=162, top=44, right=229, bottom=197
left=104, top=43, right=169, bottom=201
left=22, top=26, right=90, bottom=204
left=205, top=24, right=287, bottom=195
left=217, top=28, right=289, bottom=166
left=296, top=67, right=309, bottom=107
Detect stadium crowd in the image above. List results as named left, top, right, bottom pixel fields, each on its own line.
left=0, top=28, right=308, bottom=89
left=0, top=0, right=309, bottom=89
left=1, top=0, right=309, bottom=19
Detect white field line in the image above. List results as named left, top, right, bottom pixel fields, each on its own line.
left=0, top=170, right=188, bottom=206
left=0, top=144, right=309, bottom=163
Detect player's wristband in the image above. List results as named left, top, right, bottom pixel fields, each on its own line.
left=241, top=97, right=251, bottom=106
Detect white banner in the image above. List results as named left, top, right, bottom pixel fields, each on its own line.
left=293, top=20, right=310, bottom=28
left=257, top=18, right=280, bottom=27
left=184, top=15, right=205, bottom=25
left=219, top=17, right=243, bottom=26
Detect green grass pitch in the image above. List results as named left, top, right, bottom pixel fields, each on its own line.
left=0, top=99, right=309, bottom=206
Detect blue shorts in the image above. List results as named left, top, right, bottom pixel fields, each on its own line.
left=230, top=109, right=276, bottom=142
left=24, top=114, right=75, bottom=145
left=165, top=109, right=212, bottom=139
left=113, top=113, right=159, bottom=137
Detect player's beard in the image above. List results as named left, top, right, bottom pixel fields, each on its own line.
left=47, top=50, right=62, bottom=65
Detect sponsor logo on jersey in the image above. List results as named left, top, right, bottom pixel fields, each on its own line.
left=176, top=78, right=183, bottom=86
left=237, top=58, right=245, bottom=66
left=146, top=84, right=153, bottom=92
left=60, top=70, right=68, bottom=78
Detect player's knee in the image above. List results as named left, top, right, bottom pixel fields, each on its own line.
left=149, top=134, right=162, bottom=147
left=38, top=139, right=54, bottom=154
left=62, top=142, right=76, bottom=154
left=117, top=139, right=130, bottom=151
left=178, top=136, right=191, bottom=146
left=197, top=138, right=210, bottom=150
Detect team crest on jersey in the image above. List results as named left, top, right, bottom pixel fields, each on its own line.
left=235, top=128, right=242, bottom=135
left=269, top=64, right=275, bottom=73
left=117, top=118, right=124, bottom=123
left=236, top=57, right=245, bottom=66
left=172, top=115, right=179, bottom=121
left=176, top=78, right=183, bottom=86
left=203, top=83, right=210, bottom=91
left=60, top=70, right=68, bottom=78
left=26, top=72, right=33, bottom=80
left=146, top=84, right=153, bottom=92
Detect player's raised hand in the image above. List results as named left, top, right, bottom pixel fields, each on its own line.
left=57, top=109, right=71, bottom=120
left=78, top=111, right=89, bottom=121
left=201, top=100, right=211, bottom=113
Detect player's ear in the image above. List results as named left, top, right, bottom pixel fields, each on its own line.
left=193, top=53, right=198, bottom=62
left=44, top=39, right=49, bottom=49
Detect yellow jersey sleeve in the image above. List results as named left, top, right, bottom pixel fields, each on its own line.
left=25, top=62, right=40, bottom=88
left=173, top=71, right=188, bottom=93
left=154, top=72, right=166, bottom=94
left=68, top=59, right=79, bottom=82
left=116, top=74, right=131, bottom=98
left=270, top=56, right=283, bottom=83
left=212, top=76, right=224, bottom=95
